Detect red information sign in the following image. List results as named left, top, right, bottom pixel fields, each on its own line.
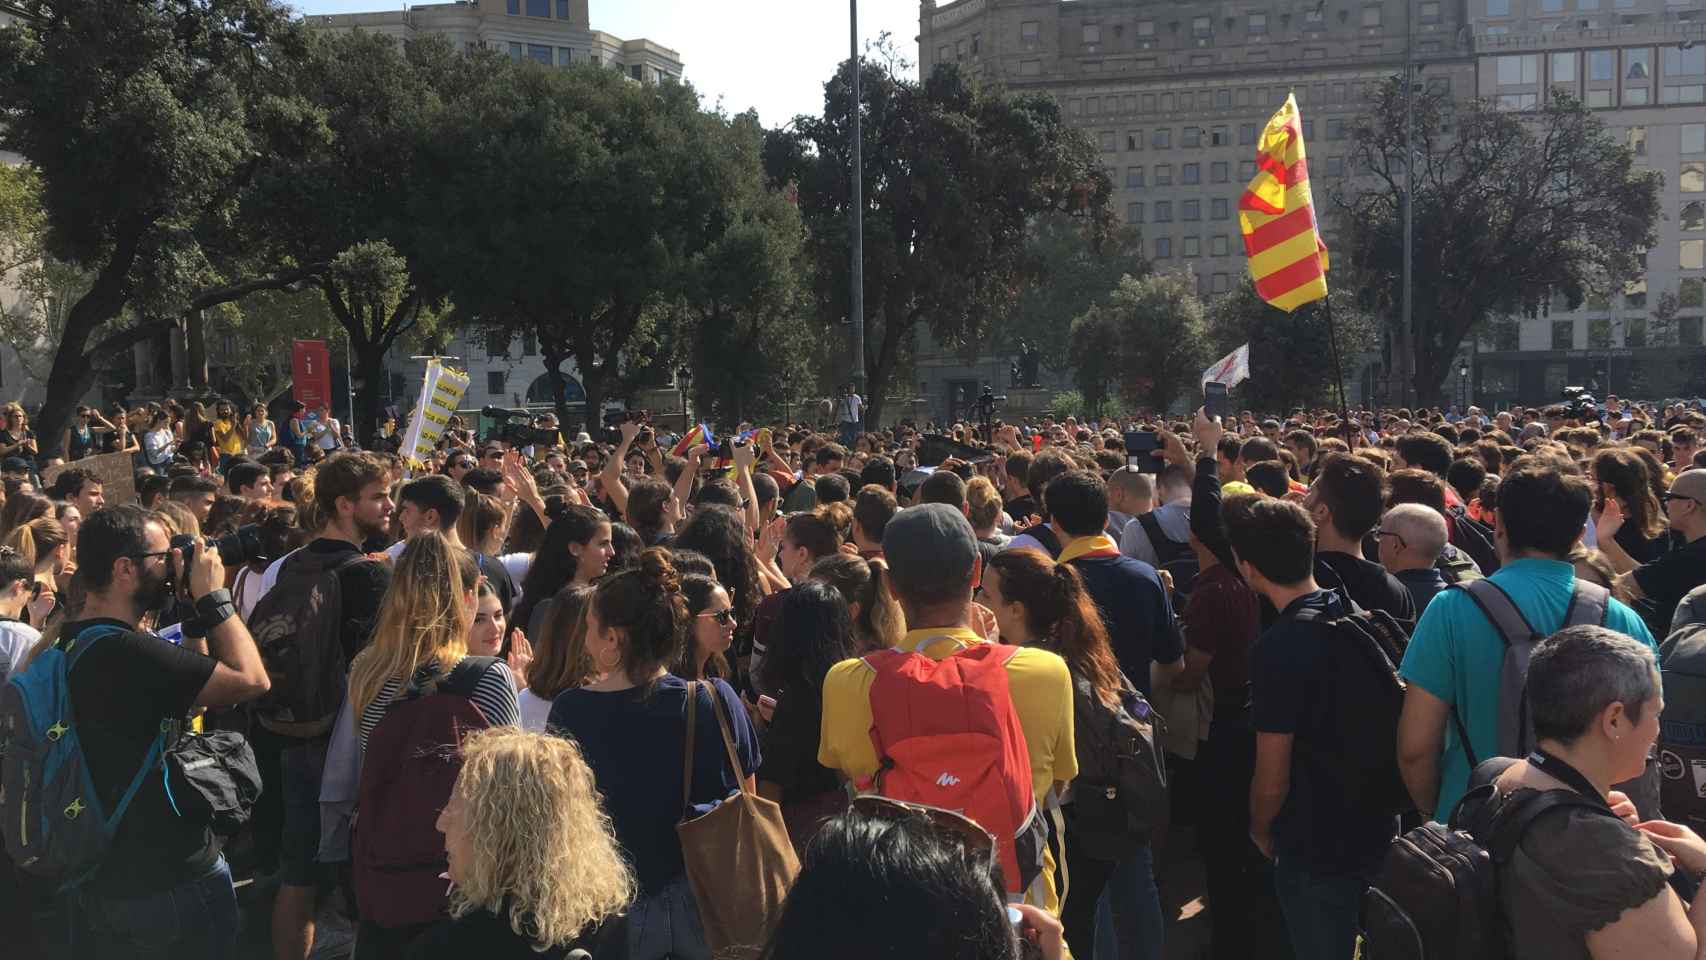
left=292, top=339, right=332, bottom=410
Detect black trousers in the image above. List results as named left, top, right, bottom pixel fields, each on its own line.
left=1196, top=712, right=1293, bottom=960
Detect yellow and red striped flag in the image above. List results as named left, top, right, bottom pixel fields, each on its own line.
left=1238, top=93, right=1330, bottom=312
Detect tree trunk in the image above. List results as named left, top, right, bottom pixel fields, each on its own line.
left=541, top=345, right=577, bottom=439
left=353, top=345, right=386, bottom=449
left=33, top=227, right=145, bottom=461
left=186, top=308, right=209, bottom=391
left=862, top=303, right=908, bottom=430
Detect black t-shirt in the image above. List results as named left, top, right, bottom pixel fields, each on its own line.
left=1635, top=535, right=1706, bottom=628
left=1317, top=550, right=1417, bottom=627
left=1251, top=592, right=1400, bottom=873
left=292, top=538, right=392, bottom=663
left=406, top=907, right=575, bottom=959
left=473, top=552, right=517, bottom=616
left=61, top=619, right=217, bottom=895
left=1615, top=523, right=1671, bottom=567
left=758, top=688, right=839, bottom=802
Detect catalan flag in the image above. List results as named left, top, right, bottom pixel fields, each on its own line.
left=1239, top=93, right=1330, bottom=312
left=672, top=422, right=714, bottom=457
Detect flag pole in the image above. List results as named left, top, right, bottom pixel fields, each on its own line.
left=1323, top=296, right=1350, bottom=427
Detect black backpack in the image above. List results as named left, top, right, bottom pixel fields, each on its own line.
left=1358, top=760, right=1616, bottom=960
left=1289, top=599, right=1414, bottom=817
left=1026, top=524, right=1063, bottom=559
left=1067, top=673, right=1168, bottom=859
left=1136, top=511, right=1199, bottom=604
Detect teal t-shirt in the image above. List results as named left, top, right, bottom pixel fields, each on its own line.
left=1398, top=558, right=1656, bottom=816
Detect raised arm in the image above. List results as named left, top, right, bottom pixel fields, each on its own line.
left=733, top=441, right=761, bottom=534
left=601, top=420, right=639, bottom=519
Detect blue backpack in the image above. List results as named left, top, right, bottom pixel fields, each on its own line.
left=0, top=624, right=167, bottom=888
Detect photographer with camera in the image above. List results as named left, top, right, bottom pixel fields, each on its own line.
left=24, top=504, right=269, bottom=957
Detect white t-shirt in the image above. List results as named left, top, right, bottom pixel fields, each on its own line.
left=517, top=687, right=554, bottom=732
left=0, top=620, right=40, bottom=680
left=836, top=394, right=863, bottom=423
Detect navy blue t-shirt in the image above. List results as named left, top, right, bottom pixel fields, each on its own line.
left=1252, top=590, right=1400, bottom=873
left=547, top=674, right=760, bottom=895
left=1068, top=554, right=1182, bottom=696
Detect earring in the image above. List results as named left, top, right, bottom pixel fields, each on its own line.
left=595, top=646, right=622, bottom=671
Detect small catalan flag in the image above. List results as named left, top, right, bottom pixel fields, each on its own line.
left=1238, top=92, right=1330, bottom=313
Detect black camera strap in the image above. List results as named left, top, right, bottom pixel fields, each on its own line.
left=1526, top=749, right=1609, bottom=808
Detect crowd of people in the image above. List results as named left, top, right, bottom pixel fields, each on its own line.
left=2, top=387, right=1706, bottom=960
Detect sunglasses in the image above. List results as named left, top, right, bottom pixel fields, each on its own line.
left=850, top=795, right=995, bottom=859
left=1661, top=492, right=1700, bottom=505
left=452, top=459, right=476, bottom=470
left=697, top=609, right=736, bottom=626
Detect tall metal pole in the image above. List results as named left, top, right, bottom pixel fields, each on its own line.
left=1400, top=0, right=1415, bottom=408
left=849, top=0, right=867, bottom=428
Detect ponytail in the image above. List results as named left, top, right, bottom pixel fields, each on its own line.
left=987, top=549, right=1124, bottom=707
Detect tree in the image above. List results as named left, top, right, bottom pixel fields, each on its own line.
left=1204, top=280, right=1376, bottom=414
left=1335, top=79, right=1661, bottom=404
left=1005, top=213, right=1147, bottom=374
left=679, top=114, right=815, bottom=425
left=209, top=288, right=341, bottom=405
left=414, top=61, right=742, bottom=432
left=768, top=54, right=1115, bottom=427
left=1070, top=272, right=1208, bottom=415
left=0, top=0, right=329, bottom=457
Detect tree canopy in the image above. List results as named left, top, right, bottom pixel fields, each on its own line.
left=1334, top=80, right=1661, bottom=404
left=1204, top=280, right=1374, bottom=415
left=1070, top=271, right=1208, bottom=415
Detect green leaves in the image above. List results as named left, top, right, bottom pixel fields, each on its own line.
left=1070, top=272, right=1209, bottom=415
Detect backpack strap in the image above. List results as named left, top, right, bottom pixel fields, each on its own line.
left=60, top=624, right=170, bottom=831
left=1564, top=579, right=1611, bottom=629
left=1486, top=788, right=1617, bottom=864
left=1457, top=579, right=1538, bottom=650
left=1137, top=512, right=1168, bottom=556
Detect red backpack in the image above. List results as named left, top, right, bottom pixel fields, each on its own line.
left=353, top=657, right=496, bottom=929
left=863, top=641, right=1043, bottom=897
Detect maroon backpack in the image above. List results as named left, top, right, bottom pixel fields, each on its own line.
left=353, top=657, right=497, bottom=929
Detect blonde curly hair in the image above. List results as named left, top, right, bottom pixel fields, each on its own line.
left=448, top=728, right=635, bottom=948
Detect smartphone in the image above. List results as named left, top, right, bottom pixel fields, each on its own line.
left=1204, top=381, right=1228, bottom=420
left=1123, top=430, right=1160, bottom=474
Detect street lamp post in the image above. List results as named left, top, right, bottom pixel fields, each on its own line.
left=1458, top=361, right=1469, bottom=411
left=849, top=0, right=866, bottom=430
left=1400, top=0, right=1416, bottom=409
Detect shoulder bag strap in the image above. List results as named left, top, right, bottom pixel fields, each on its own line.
left=682, top=681, right=701, bottom=812
left=1487, top=789, right=1616, bottom=864
left=706, top=682, right=752, bottom=797
left=1458, top=578, right=1539, bottom=649
left=1564, top=578, right=1611, bottom=629
left=1137, top=511, right=1166, bottom=552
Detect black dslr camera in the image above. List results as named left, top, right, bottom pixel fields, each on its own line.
left=170, top=525, right=270, bottom=579
left=1561, top=386, right=1600, bottom=422
left=482, top=406, right=558, bottom=447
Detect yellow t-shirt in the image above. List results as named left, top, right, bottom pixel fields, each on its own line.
left=213, top=419, right=244, bottom=456
left=818, top=626, right=1077, bottom=912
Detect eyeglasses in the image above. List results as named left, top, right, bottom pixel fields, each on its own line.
left=125, top=550, right=172, bottom=564
left=697, top=609, right=736, bottom=626
left=1662, top=492, right=1701, bottom=506
left=850, top=795, right=995, bottom=858
left=1375, top=529, right=1407, bottom=549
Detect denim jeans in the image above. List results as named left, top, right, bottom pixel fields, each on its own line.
left=74, top=856, right=239, bottom=960
left=1271, top=856, right=1368, bottom=960
left=1093, top=842, right=1164, bottom=960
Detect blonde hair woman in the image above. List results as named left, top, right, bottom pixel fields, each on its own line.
left=348, top=532, right=519, bottom=746
left=409, top=728, right=635, bottom=958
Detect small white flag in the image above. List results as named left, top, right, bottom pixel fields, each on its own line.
left=1202, top=343, right=1251, bottom=389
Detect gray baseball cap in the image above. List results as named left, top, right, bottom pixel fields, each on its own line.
left=882, top=502, right=979, bottom=600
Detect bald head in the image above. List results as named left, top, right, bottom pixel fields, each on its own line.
left=1668, top=468, right=1706, bottom=538
left=1107, top=466, right=1156, bottom=516
left=1379, top=503, right=1448, bottom=572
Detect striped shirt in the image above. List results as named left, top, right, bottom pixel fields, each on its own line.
left=357, top=656, right=520, bottom=751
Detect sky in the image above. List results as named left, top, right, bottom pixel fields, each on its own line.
left=292, top=0, right=923, bottom=127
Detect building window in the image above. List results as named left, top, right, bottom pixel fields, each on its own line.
left=1212, top=235, right=1230, bottom=255
left=1211, top=198, right=1229, bottom=220
left=1488, top=0, right=1510, bottom=14
left=527, top=44, right=552, bottom=64
left=1155, top=164, right=1173, bottom=185
left=1155, top=201, right=1173, bottom=221
left=1682, top=317, right=1705, bottom=347
left=1126, top=166, right=1145, bottom=188
left=1551, top=51, right=1578, bottom=88
left=1155, top=237, right=1172, bottom=258
left=1326, top=118, right=1345, bottom=140
left=556, top=0, right=569, bottom=16
left=972, top=35, right=980, bottom=56
left=1327, top=155, right=1346, bottom=176
left=1212, top=273, right=1230, bottom=293
left=558, top=47, right=572, bottom=66
left=631, top=64, right=644, bottom=80
left=1498, top=55, right=1539, bottom=86
left=1021, top=21, right=1039, bottom=42
left=507, top=0, right=518, bottom=13
left=487, top=371, right=507, bottom=396
left=1153, top=128, right=1171, bottom=149
left=1100, top=131, right=1117, bottom=151
left=1183, top=199, right=1202, bottom=220
left=1211, top=125, right=1228, bottom=146
left=1684, top=239, right=1705, bottom=270
left=1306, top=3, right=1325, bottom=22
left=508, top=42, right=523, bottom=61
left=1249, top=13, right=1268, bottom=34
left=956, top=39, right=967, bottom=60
left=1587, top=89, right=1614, bottom=108
left=1083, top=23, right=1101, bottom=45
left=1239, top=160, right=1257, bottom=180
left=1183, top=236, right=1201, bottom=257
left=1239, top=123, right=1258, bottom=147
left=938, top=45, right=951, bottom=62
left=1685, top=161, right=1706, bottom=193
left=1420, top=1, right=1442, bottom=23
left=486, top=331, right=510, bottom=357
left=1629, top=126, right=1647, bottom=157
left=1588, top=318, right=1613, bottom=349
left=1192, top=16, right=1212, bottom=38
left=525, top=0, right=548, bottom=16
left=1498, top=93, right=1538, bottom=111
left=1624, top=48, right=1653, bottom=105
left=1021, top=60, right=1041, bottom=76
left=1541, top=0, right=1564, bottom=10
left=1683, top=278, right=1705, bottom=308
left=1552, top=320, right=1575, bottom=350
left=1362, top=6, right=1382, bottom=26
left=1665, top=85, right=1706, bottom=105
left=1625, top=317, right=1647, bottom=347
left=1211, top=161, right=1229, bottom=183
left=1182, top=127, right=1202, bottom=148
left=1127, top=131, right=1143, bottom=151
left=1127, top=202, right=1144, bottom=224
left=522, top=332, right=537, bottom=356
left=1665, top=44, right=1706, bottom=77
left=1683, top=201, right=1705, bottom=232
left=1137, top=19, right=1155, bottom=37
left=1589, top=49, right=1615, bottom=82
left=1183, top=163, right=1200, bottom=185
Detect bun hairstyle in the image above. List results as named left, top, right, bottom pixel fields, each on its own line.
left=592, top=547, right=687, bottom=688
left=986, top=548, right=1125, bottom=707
left=0, top=545, right=33, bottom=589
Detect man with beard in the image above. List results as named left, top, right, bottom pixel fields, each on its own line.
left=55, top=504, right=270, bottom=956
left=261, top=452, right=394, bottom=960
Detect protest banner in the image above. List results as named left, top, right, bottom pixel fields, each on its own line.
left=40, top=451, right=138, bottom=505
left=398, top=360, right=471, bottom=474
